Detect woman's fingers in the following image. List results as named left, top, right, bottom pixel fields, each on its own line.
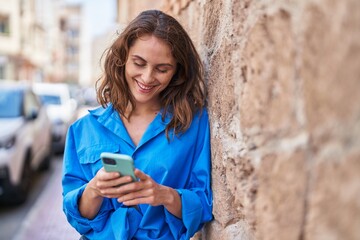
left=117, top=171, right=168, bottom=207
left=97, top=167, right=120, bottom=180
left=117, top=188, right=152, bottom=202
left=122, top=196, right=154, bottom=207
left=134, top=168, right=149, bottom=181
left=96, top=168, right=164, bottom=204
left=93, top=168, right=135, bottom=197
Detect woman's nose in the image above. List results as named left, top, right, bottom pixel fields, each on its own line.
left=142, top=68, right=154, bottom=83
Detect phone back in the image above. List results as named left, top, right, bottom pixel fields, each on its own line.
left=100, top=152, right=137, bottom=181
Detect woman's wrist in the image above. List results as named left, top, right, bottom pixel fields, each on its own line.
left=79, top=182, right=104, bottom=219
left=163, top=187, right=182, bottom=218
left=86, top=179, right=103, bottom=199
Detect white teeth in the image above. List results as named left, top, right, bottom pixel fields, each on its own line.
left=137, top=81, right=154, bottom=90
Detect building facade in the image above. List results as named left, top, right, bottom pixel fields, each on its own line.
left=0, top=0, right=84, bottom=85
left=59, top=4, right=82, bottom=84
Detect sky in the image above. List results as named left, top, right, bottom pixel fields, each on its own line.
left=65, top=0, right=117, bottom=38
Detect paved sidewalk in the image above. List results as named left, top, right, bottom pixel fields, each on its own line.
left=13, top=159, right=80, bottom=240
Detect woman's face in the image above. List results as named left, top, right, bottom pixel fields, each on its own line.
left=125, top=34, right=177, bottom=108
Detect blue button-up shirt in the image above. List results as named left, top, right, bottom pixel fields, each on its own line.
left=62, top=105, right=213, bottom=240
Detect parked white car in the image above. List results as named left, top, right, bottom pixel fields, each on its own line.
left=0, top=82, right=52, bottom=204
left=33, top=83, right=77, bottom=153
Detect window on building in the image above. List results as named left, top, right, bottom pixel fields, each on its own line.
left=60, top=19, right=66, bottom=31
left=67, top=29, right=79, bottom=38
left=0, top=65, right=5, bottom=79
left=0, top=14, right=10, bottom=35
left=67, top=46, right=79, bottom=55
left=20, top=0, right=25, bottom=16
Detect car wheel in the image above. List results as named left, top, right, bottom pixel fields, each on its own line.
left=13, top=155, right=33, bottom=204
left=39, top=153, right=52, bottom=171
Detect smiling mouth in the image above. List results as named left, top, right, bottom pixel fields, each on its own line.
left=136, top=80, right=157, bottom=92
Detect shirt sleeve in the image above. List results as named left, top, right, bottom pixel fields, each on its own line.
left=62, top=124, right=112, bottom=235
left=164, top=110, right=213, bottom=239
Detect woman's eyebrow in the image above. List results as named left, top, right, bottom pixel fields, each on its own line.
left=131, top=55, right=145, bottom=61
left=131, top=54, right=174, bottom=68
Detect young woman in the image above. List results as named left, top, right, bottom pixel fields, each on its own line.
left=62, top=10, right=213, bottom=240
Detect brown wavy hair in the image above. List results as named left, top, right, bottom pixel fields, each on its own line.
left=96, top=10, right=206, bottom=138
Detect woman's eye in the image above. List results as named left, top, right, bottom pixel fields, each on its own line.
left=157, top=68, right=168, bottom=73
left=134, top=62, right=145, bottom=67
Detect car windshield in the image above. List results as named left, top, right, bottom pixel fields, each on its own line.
left=38, top=94, right=61, bottom=105
left=0, top=89, right=23, bottom=118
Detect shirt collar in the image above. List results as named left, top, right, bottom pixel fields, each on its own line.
left=89, top=104, right=173, bottom=148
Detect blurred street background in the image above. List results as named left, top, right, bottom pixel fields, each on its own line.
left=0, top=0, right=167, bottom=239
left=0, top=155, right=80, bottom=240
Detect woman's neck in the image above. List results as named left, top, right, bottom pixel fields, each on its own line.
left=126, top=101, right=161, bottom=117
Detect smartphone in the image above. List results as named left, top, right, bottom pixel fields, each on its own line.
left=100, top=152, right=137, bottom=182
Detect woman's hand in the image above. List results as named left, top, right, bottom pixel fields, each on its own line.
left=88, top=167, right=134, bottom=198
left=117, top=169, right=182, bottom=218
left=79, top=167, right=134, bottom=219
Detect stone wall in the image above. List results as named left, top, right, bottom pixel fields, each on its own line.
left=163, top=0, right=360, bottom=239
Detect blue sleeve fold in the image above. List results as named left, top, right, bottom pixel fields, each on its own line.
left=63, top=185, right=111, bottom=234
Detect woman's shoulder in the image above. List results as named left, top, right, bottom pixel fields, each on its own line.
left=88, top=104, right=113, bottom=117
left=194, top=107, right=209, bottom=122
left=185, top=108, right=209, bottom=134
left=71, top=105, right=113, bottom=127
